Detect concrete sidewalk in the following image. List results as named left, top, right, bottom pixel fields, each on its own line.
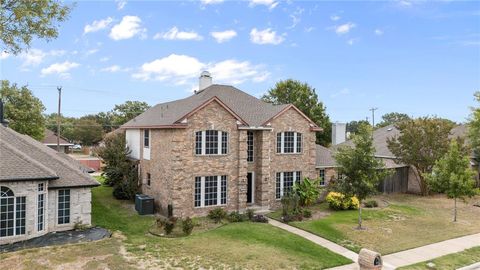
left=382, top=233, right=480, bottom=268
left=267, top=218, right=358, bottom=262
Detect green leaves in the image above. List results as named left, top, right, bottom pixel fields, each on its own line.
left=468, top=91, right=480, bottom=160
left=262, top=79, right=331, bottom=146
left=1, top=0, right=72, bottom=54
left=1, top=80, right=45, bottom=140
left=293, top=177, right=321, bottom=206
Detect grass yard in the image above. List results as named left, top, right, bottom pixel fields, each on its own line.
left=270, top=194, right=480, bottom=255
left=399, top=246, right=480, bottom=270
left=0, top=179, right=351, bottom=270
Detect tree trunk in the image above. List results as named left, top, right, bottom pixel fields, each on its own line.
left=357, top=203, right=363, bottom=229
left=417, top=171, right=429, bottom=196
left=453, top=197, right=457, bottom=222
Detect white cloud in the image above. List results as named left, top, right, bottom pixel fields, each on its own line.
left=397, top=0, right=412, bottom=7
left=101, top=65, right=130, bottom=72
left=374, top=29, right=384, bottom=36
left=330, top=15, right=341, bottom=21
left=0, top=51, right=9, bottom=60
left=201, top=0, right=224, bottom=5
left=250, top=28, right=285, bottom=45
left=305, top=27, right=315, bottom=33
left=210, top=30, right=237, bottom=43
left=100, top=57, right=110, bottom=62
left=109, top=16, right=145, bottom=40
left=116, top=0, right=127, bottom=10
left=132, top=54, right=270, bottom=86
left=154, top=27, right=203, bottom=41
left=84, top=17, right=114, bottom=34
left=288, top=7, right=304, bottom=29
left=19, top=49, right=47, bottom=66
left=85, top=49, right=99, bottom=56
left=347, top=38, right=357, bottom=45
left=249, top=0, right=278, bottom=10
left=334, top=22, right=356, bottom=35
left=41, top=61, right=80, bottom=77
left=330, top=88, right=351, bottom=98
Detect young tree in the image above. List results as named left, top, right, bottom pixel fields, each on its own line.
left=1, top=80, right=46, bottom=140
left=426, top=140, right=477, bottom=222
left=334, top=124, right=388, bottom=229
left=468, top=91, right=480, bottom=160
left=44, top=113, right=77, bottom=141
left=387, top=117, right=455, bottom=195
left=72, top=118, right=103, bottom=146
left=376, top=112, right=411, bottom=128
left=110, top=101, right=150, bottom=127
left=347, top=120, right=371, bottom=135
left=1, top=0, right=72, bottom=54
left=262, top=79, right=332, bottom=146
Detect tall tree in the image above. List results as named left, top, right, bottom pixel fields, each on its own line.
left=387, top=117, right=455, bottom=195
left=468, top=91, right=480, bottom=160
left=110, top=101, right=150, bottom=128
left=72, top=118, right=103, bottom=146
left=376, top=112, right=411, bottom=128
left=44, top=113, right=76, bottom=141
left=334, top=124, right=388, bottom=229
left=262, top=79, right=332, bottom=146
left=426, top=140, right=477, bottom=222
left=347, top=120, right=371, bottom=135
left=0, top=0, right=71, bottom=54
left=1, top=80, right=45, bottom=140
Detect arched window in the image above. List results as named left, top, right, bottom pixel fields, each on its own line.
left=0, top=186, right=26, bottom=238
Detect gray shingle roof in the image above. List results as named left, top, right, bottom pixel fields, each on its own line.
left=316, top=145, right=337, bottom=167
left=0, top=125, right=99, bottom=188
left=122, top=84, right=290, bottom=128
left=42, top=129, right=73, bottom=146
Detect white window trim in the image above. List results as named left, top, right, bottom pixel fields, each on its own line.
left=36, top=183, right=47, bottom=232
left=319, top=169, right=326, bottom=187
left=277, top=132, right=302, bottom=154
left=144, top=129, right=150, bottom=148
left=276, top=171, right=301, bottom=199
left=0, top=194, right=26, bottom=238
left=196, top=130, right=228, bottom=156
left=195, top=176, right=227, bottom=208
left=247, top=172, right=255, bottom=204
left=57, top=189, right=71, bottom=225
left=247, top=131, right=254, bottom=163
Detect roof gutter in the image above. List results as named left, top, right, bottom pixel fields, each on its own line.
left=0, top=176, right=59, bottom=181
left=237, top=126, right=273, bottom=131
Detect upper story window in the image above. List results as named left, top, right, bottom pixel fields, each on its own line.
left=247, top=131, right=254, bottom=162
left=276, top=132, right=302, bottom=154
left=195, top=130, right=228, bottom=155
left=144, top=129, right=150, bottom=148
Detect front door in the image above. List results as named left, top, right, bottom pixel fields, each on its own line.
left=247, top=172, right=254, bottom=204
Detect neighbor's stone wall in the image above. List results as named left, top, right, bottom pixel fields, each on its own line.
left=407, top=166, right=422, bottom=194
left=47, top=187, right=92, bottom=232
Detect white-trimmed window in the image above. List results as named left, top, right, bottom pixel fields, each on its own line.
left=194, top=175, right=227, bottom=207
left=195, top=130, right=228, bottom=155
left=144, top=129, right=150, bottom=148
left=146, top=173, right=151, bottom=186
left=247, top=131, right=254, bottom=162
left=275, top=171, right=301, bottom=199
left=0, top=186, right=26, bottom=237
left=319, top=169, right=326, bottom=186
left=276, top=132, right=302, bottom=154
left=37, top=183, right=46, bottom=231
left=58, top=189, right=70, bottom=225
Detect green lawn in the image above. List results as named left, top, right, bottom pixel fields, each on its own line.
left=399, top=246, right=480, bottom=270
left=269, top=194, right=480, bottom=255
left=1, top=178, right=352, bottom=269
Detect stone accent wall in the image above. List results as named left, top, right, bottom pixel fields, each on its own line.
left=0, top=181, right=92, bottom=245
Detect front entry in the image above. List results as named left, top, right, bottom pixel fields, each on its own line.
left=247, top=172, right=254, bottom=204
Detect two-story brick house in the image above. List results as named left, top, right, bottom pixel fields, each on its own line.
left=122, top=72, right=321, bottom=217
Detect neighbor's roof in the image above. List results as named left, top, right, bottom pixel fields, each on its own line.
left=0, top=125, right=99, bottom=188
left=316, top=145, right=337, bottom=168
left=122, top=84, right=318, bottom=129
left=42, top=129, right=74, bottom=146
left=333, top=124, right=400, bottom=158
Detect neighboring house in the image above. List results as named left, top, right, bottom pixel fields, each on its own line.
left=122, top=72, right=321, bottom=217
left=316, top=123, right=480, bottom=193
left=0, top=124, right=100, bottom=245
left=42, top=129, right=74, bottom=153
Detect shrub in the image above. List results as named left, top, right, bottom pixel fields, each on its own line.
left=182, top=217, right=194, bottom=235
left=364, top=200, right=378, bottom=208
left=294, top=177, right=321, bottom=206
left=208, top=208, right=227, bottom=223
left=227, top=211, right=246, bottom=223
left=246, top=209, right=255, bottom=221
left=302, top=209, right=312, bottom=218
left=164, top=217, right=177, bottom=235
left=281, top=191, right=300, bottom=217
left=252, top=214, right=268, bottom=223
left=326, top=192, right=359, bottom=210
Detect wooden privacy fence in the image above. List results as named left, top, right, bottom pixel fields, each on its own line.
left=377, top=167, right=409, bottom=194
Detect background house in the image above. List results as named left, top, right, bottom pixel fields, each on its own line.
left=42, top=129, right=74, bottom=153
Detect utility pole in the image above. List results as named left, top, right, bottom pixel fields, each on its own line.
left=369, top=107, right=378, bottom=137
left=57, top=86, right=62, bottom=152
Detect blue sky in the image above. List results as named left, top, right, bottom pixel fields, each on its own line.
left=1, top=0, right=479, bottom=123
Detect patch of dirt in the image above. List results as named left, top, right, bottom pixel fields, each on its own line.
left=310, top=211, right=331, bottom=220
left=54, top=255, right=112, bottom=270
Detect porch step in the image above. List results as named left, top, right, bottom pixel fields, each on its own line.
left=246, top=205, right=271, bottom=215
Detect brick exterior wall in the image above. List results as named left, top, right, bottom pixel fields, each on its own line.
left=138, top=101, right=318, bottom=217
left=0, top=181, right=93, bottom=245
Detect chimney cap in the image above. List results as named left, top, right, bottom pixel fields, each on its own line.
left=200, top=71, right=211, bottom=77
